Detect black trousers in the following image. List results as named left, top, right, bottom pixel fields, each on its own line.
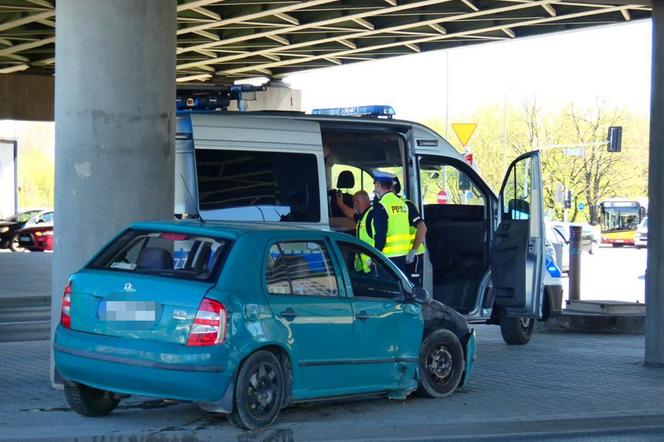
left=405, top=254, right=424, bottom=287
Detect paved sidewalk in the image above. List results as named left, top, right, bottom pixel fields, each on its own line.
left=1, top=325, right=663, bottom=441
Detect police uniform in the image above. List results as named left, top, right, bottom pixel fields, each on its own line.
left=403, top=197, right=425, bottom=287
left=372, top=174, right=411, bottom=273
left=354, top=206, right=374, bottom=272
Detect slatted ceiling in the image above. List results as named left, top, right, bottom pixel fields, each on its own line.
left=0, top=0, right=651, bottom=81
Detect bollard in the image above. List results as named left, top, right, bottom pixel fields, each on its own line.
left=568, top=225, right=582, bottom=301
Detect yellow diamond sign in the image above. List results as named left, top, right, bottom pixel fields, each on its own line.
left=452, top=123, right=477, bottom=147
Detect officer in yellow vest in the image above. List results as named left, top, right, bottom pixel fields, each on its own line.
left=335, top=190, right=374, bottom=272
left=372, top=171, right=411, bottom=274
left=394, top=177, right=427, bottom=287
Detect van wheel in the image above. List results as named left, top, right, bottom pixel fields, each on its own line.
left=64, top=382, right=120, bottom=417
left=499, top=310, right=534, bottom=345
left=417, top=329, right=464, bottom=398
left=230, top=351, right=285, bottom=430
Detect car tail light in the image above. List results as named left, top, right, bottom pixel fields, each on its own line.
left=187, top=298, right=227, bottom=347
left=60, top=281, right=72, bottom=329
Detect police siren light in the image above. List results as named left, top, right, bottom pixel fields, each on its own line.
left=311, top=105, right=396, bottom=119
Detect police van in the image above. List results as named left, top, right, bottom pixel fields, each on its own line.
left=175, top=105, right=562, bottom=345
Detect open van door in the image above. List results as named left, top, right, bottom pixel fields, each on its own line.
left=492, top=151, right=545, bottom=323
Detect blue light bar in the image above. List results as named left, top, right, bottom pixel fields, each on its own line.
left=546, top=257, right=562, bottom=278
left=311, top=105, right=396, bottom=118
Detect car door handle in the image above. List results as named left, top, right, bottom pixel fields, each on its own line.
left=355, top=311, right=370, bottom=321
left=279, top=308, right=297, bottom=321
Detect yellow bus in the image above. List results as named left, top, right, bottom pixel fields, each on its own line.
left=598, top=198, right=647, bottom=247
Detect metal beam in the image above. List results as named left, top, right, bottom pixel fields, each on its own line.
left=177, top=0, right=454, bottom=54
left=0, top=10, right=55, bottom=32
left=621, top=9, right=632, bottom=20
left=542, top=3, right=557, bottom=16
left=353, top=17, right=375, bottom=30
left=459, top=0, right=479, bottom=12
left=177, top=0, right=336, bottom=36
left=177, top=0, right=536, bottom=70
left=429, top=23, right=447, bottom=34
left=502, top=28, right=516, bottom=38
left=177, top=0, right=223, bottom=12
left=274, top=12, right=299, bottom=25
left=190, top=6, right=221, bottom=20
left=0, top=63, right=29, bottom=74
left=176, top=73, right=212, bottom=82
left=0, top=36, right=55, bottom=57
left=216, top=3, right=633, bottom=76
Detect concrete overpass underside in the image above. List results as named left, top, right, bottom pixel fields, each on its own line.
left=0, top=0, right=652, bottom=82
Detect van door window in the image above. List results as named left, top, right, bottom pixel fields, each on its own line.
left=420, top=165, right=484, bottom=207
left=196, top=149, right=320, bottom=222
left=502, top=158, right=531, bottom=220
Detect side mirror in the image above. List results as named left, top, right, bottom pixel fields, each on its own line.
left=411, top=286, right=431, bottom=304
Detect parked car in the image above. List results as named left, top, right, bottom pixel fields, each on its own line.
left=635, top=216, right=648, bottom=249
left=17, top=210, right=54, bottom=252
left=550, top=222, right=599, bottom=255
left=54, top=221, right=476, bottom=430
left=0, top=209, right=46, bottom=251
left=545, top=222, right=570, bottom=273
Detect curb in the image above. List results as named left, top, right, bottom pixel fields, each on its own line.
left=6, top=411, right=664, bottom=441
left=537, top=311, right=644, bottom=334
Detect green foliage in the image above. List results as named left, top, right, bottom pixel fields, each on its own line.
left=419, top=101, right=649, bottom=224
left=18, top=149, right=54, bottom=208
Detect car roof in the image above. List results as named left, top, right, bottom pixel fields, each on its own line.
left=130, top=219, right=351, bottom=242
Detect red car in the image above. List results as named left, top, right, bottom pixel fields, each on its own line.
left=17, top=211, right=54, bottom=252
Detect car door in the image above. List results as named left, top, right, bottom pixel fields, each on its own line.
left=333, top=240, right=422, bottom=393
left=492, top=151, right=545, bottom=318
left=263, top=239, right=356, bottom=399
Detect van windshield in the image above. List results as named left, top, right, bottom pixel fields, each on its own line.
left=88, top=229, right=229, bottom=282
left=196, top=149, right=320, bottom=222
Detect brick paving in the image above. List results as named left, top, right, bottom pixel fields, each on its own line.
left=1, top=326, right=663, bottom=440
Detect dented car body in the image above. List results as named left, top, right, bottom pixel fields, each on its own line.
left=54, top=220, right=475, bottom=429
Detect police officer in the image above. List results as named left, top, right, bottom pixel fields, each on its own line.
left=394, top=178, right=427, bottom=287
left=372, top=171, right=411, bottom=274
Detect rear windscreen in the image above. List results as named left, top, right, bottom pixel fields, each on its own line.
left=88, top=229, right=228, bottom=282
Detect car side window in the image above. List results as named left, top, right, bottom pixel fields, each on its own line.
left=336, top=241, right=403, bottom=300
left=266, top=241, right=339, bottom=297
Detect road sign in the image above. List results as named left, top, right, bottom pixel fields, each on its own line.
left=452, top=123, right=477, bottom=147
left=578, top=202, right=586, bottom=211
left=463, top=152, right=473, bottom=166
left=437, top=190, right=448, bottom=204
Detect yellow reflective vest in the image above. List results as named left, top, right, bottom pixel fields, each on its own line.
left=401, top=197, right=426, bottom=255
left=377, top=192, right=411, bottom=258
left=354, top=207, right=374, bottom=273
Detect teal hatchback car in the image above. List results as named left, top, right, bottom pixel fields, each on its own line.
left=54, top=220, right=476, bottom=430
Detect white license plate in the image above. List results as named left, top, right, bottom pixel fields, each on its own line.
left=99, top=301, right=156, bottom=321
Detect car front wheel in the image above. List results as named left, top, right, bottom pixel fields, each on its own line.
left=230, top=350, right=285, bottom=430
left=499, top=310, right=534, bottom=345
left=417, top=329, right=464, bottom=398
left=64, top=382, right=120, bottom=417
left=9, top=233, right=25, bottom=252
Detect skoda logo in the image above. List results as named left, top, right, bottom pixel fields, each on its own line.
left=123, top=282, right=135, bottom=293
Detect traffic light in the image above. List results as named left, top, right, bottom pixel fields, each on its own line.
left=564, top=190, right=572, bottom=209
left=608, top=126, right=622, bottom=152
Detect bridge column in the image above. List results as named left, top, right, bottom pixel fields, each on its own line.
left=51, top=0, right=177, bottom=383
left=646, top=1, right=664, bottom=367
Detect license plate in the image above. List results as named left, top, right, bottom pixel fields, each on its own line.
left=19, top=236, right=30, bottom=242
left=98, top=301, right=156, bottom=321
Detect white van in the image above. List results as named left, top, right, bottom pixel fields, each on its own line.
left=175, top=109, right=562, bottom=345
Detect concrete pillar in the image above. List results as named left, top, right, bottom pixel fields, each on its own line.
left=51, top=0, right=176, bottom=383
left=646, top=2, right=664, bottom=368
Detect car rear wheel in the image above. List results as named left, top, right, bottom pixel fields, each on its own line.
left=230, top=350, right=285, bottom=430
left=64, top=382, right=120, bottom=417
left=417, top=329, right=464, bottom=398
left=9, top=233, right=25, bottom=252
left=499, top=310, right=534, bottom=345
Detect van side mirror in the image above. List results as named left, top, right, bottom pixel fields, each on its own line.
left=411, top=286, right=431, bottom=304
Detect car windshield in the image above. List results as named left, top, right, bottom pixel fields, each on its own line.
left=87, top=229, right=230, bottom=282
left=3, top=210, right=41, bottom=223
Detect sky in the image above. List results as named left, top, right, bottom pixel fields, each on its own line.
left=285, top=19, right=652, bottom=124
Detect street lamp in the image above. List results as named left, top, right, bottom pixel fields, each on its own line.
left=503, top=85, right=514, bottom=170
